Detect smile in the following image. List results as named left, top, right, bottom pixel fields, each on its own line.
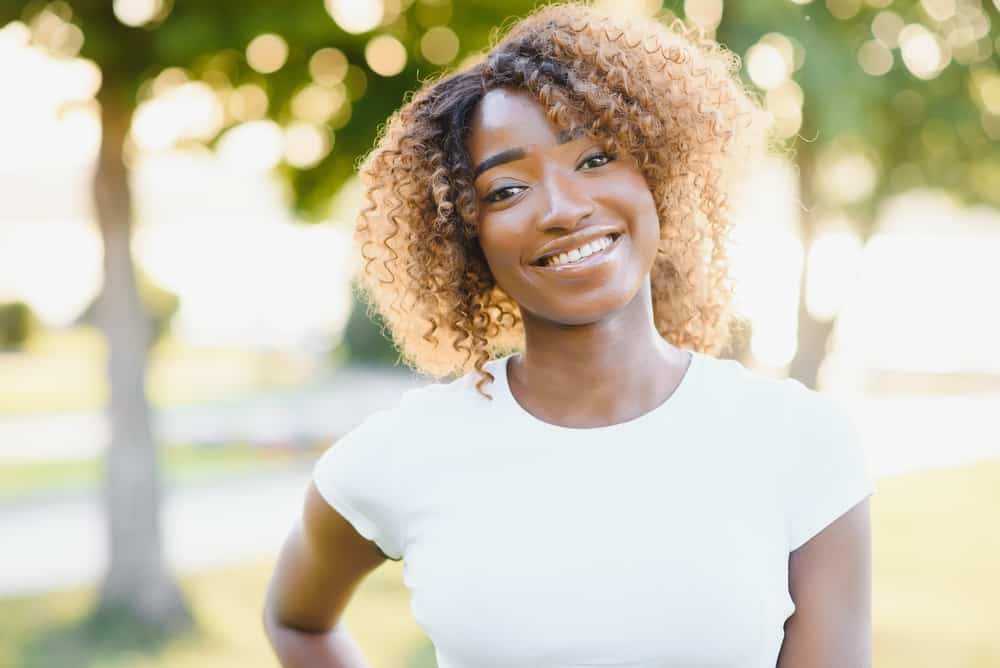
left=531, top=233, right=623, bottom=274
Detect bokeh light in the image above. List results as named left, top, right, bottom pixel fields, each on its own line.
left=420, top=26, right=460, bottom=66
left=871, top=10, right=905, bottom=48
left=112, top=0, right=164, bottom=27
left=131, top=81, right=225, bottom=152
left=325, top=0, right=383, bottom=34
left=284, top=122, right=333, bottom=169
left=899, top=23, right=950, bottom=80
left=291, top=84, right=346, bottom=124
left=766, top=80, right=804, bottom=138
left=215, top=121, right=285, bottom=172
left=150, top=66, right=188, bottom=96
left=818, top=144, right=879, bottom=205
left=364, top=35, right=407, bottom=77
left=309, top=47, right=349, bottom=86
left=921, top=0, right=957, bottom=23
left=826, top=0, right=863, bottom=20
left=858, top=39, right=894, bottom=76
left=970, top=67, right=1000, bottom=115
left=594, top=0, right=662, bottom=18
left=246, top=33, right=288, bottom=75
left=747, top=38, right=790, bottom=90
left=226, top=83, right=269, bottom=122
left=28, top=6, right=84, bottom=58
left=684, top=0, right=723, bottom=31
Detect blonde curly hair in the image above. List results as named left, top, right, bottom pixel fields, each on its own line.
left=353, top=2, right=771, bottom=398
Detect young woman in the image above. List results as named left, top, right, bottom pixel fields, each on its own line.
left=264, top=4, right=875, bottom=667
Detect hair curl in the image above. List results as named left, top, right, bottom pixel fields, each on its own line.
left=353, top=2, right=771, bottom=398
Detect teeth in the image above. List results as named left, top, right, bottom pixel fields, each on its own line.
left=546, top=235, right=615, bottom=267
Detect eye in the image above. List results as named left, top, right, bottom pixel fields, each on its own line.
left=484, top=185, right=527, bottom=203
left=578, top=152, right=614, bottom=170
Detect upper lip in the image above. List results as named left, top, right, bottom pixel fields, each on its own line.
left=527, top=227, right=623, bottom=265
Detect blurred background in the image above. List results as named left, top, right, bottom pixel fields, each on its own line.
left=0, top=0, right=998, bottom=666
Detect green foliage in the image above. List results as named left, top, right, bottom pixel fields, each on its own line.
left=716, top=0, right=1000, bottom=219
left=337, top=290, right=401, bottom=366
left=0, top=0, right=534, bottom=220
left=0, top=301, right=38, bottom=350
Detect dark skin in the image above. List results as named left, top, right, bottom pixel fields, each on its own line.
left=468, top=88, right=692, bottom=428
left=263, top=88, right=872, bottom=667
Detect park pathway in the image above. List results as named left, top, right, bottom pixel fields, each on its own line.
left=1, top=367, right=999, bottom=596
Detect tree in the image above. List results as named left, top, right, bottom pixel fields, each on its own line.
left=0, top=0, right=532, bottom=637
left=714, top=0, right=1000, bottom=387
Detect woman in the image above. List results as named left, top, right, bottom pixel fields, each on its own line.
left=264, top=4, right=875, bottom=667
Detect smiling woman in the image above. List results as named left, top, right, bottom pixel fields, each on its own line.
left=351, top=3, right=770, bottom=388
left=265, top=4, right=875, bottom=668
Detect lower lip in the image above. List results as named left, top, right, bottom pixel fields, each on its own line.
left=531, top=235, right=623, bottom=275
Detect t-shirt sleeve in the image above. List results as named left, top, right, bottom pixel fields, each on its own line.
left=312, top=408, right=405, bottom=560
left=781, top=383, right=877, bottom=552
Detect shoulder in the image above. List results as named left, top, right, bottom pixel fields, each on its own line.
left=350, top=360, right=500, bottom=437
left=696, top=353, right=810, bottom=409
left=694, top=353, right=854, bottom=438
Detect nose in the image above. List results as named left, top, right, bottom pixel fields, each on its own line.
left=538, top=167, right=596, bottom=231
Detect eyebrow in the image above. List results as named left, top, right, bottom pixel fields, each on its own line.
left=472, top=128, right=588, bottom=179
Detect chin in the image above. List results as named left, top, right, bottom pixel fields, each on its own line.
left=522, top=282, right=646, bottom=327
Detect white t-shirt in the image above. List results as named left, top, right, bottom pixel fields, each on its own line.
left=313, top=349, right=876, bottom=668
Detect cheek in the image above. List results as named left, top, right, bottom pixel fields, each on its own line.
left=476, top=222, right=522, bottom=284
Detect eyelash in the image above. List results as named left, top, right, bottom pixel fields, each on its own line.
left=483, top=151, right=615, bottom=203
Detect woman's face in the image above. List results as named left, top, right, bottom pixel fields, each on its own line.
left=468, top=88, right=661, bottom=326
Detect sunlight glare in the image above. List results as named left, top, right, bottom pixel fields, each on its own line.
left=0, top=220, right=102, bottom=327
left=727, top=157, right=803, bottom=369
left=215, top=121, right=285, bottom=172
left=805, top=223, right=864, bottom=322
left=131, top=82, right=225, bottom=152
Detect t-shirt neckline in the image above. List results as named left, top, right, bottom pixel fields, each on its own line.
left=489, top=348, right=705, bottom=434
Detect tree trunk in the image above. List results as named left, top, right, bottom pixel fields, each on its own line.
left=785, top=133, right=836, bottom=391
left=786, top=220, right=836, bottom=390
left=92, top=89, right=192, bottom=631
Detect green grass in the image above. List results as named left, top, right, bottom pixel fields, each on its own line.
left=1, top=459, right=999, bottom=667
left=0, top=443, right=322, bottom=501
left=0, top=559, right=432, bottom=668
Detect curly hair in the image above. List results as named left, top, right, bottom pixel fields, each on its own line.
left=353, top=2, right=771, bottom=398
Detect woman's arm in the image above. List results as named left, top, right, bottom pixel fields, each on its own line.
left=776, top=497, right=873, bottom=668
left=263, top=481, right=388, bottom=667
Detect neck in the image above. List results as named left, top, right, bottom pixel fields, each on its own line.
left=510, top=279, right=691, bottom=428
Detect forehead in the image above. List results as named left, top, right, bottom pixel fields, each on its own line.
left=467, top=88, right=563, bottom=162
